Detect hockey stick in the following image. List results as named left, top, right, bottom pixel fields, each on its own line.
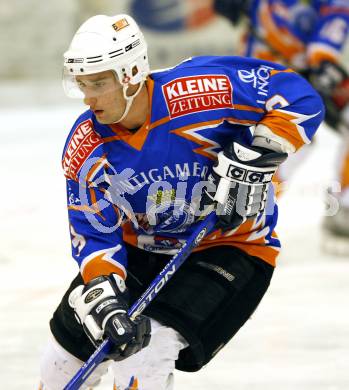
left=64, top=210, right=218, bottom=390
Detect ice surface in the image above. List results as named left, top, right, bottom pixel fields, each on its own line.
left=0, top=104, right=348, bottom=389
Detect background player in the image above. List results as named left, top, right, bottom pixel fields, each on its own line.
left=214, top=0, right=349, bottom=253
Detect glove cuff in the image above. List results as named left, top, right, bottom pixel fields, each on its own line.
left=68, top=273, right=128, bottom=324
left=213, top=149, right=278, bottom=186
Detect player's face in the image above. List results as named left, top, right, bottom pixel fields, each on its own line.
left=76, top=70, right=126, bottom=124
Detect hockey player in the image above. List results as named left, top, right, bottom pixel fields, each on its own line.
left=214, top=0, right=349, bottom=252
left=39, top=14, right=324, bottom=390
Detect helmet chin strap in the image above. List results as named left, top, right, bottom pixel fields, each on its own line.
left=112, top=81, right=144, bottom=124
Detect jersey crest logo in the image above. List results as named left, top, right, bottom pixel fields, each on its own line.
left=162, top=74, right=233, bottom=118
left=62, top=119, right=103, bottom=180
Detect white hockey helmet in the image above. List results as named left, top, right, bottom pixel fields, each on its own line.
left=63, top=14, right=150, bottom=98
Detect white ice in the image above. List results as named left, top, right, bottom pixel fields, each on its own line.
left=0, top=100, right=348, bottom=389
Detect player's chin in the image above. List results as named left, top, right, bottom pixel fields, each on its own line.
left=94, top=112, right=110, bottom=124
left=97, top=111, right=123, bottom=124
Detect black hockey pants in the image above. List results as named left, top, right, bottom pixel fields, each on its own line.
left=50, top=244, right=274, bottom=372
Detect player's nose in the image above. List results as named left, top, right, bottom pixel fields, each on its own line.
left=83, top=96, right=97, bottom=108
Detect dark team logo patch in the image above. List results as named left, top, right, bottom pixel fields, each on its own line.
left=162, top=74, right=233, bottom=118
left=62, top=119, right=103, bottom=180
left=84, top=288, right=104, bottom=303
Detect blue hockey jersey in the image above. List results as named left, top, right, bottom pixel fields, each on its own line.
left=62, top=56, right=324, bottom=282
left=244, top=0, right=349, bottom=68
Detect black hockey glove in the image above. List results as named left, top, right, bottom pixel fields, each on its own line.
left=201, top=141, right=287, bottom=230
left=305, top=61, right=349, bottom=131
left=69, top=273, right=151, bottom=361
left=214, top=0, right=252, bottom=25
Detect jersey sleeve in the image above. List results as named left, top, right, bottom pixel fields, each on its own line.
left=255, top=68, right=325, bottom=151
left=66, top=175, right=128, bottom=283
left=307, top=0, right=349, bottom=66
left=62, top=115, right=128, bottom=283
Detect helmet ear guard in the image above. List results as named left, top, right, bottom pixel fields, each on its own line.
left=63, top=14, right=150, bottom=98
left=116, top=57, right=149, bottom=86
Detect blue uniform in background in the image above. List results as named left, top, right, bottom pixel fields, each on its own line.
left=243, top=0, right=349, bottom=68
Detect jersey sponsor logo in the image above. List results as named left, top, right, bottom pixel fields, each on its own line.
left=238, top=65, right=274, bottom=104
left=162, top=75, right=233, bottom=118
left=62, top=119, right=103, bottom=180
left=115, top=162, right=209, bottom=193
left=154, top=235, right=181, bottom=248
left=147, top=189, right=176, bottom=205
left=141, top=235, right=183, bottom=252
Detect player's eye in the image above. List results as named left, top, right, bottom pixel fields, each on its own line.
left=76, top=80, right=86, bottom=89
left=94, top=81, right=106, bottom=88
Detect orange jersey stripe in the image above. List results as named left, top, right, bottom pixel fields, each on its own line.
left=81, top=254, right=126, bottom=283
left=149, top=114, right=170, bottom=130
left=105, top=78, right=156, bottom=150
left=233, top=104, right=265, bottom=113
left=103, top=114, right=170, bottom=145
left=171, top=117, right=258, bottom=159
left=258, top=110, right=305, bottom=150
left=194, top=218, right=279, bottom=267
left=193, top=239, right=278, bottom=267
left=270, top=68, right=295, bottom=76
left=106, top=121, right=150, bottom=151
left=68, top=204, right=100, bottom=214
left=122, top=221, right=139, bottom=247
